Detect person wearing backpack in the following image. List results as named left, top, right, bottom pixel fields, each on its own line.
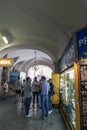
left=48, top=78, right=54, bottom=114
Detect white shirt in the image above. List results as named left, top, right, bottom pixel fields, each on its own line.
left=4, top=83, right=8, bottom=93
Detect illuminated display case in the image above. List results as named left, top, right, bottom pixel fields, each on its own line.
left=59, top=26, right=87, bottom=130
left=60, top=67, right=76, bottom=129
left=79, top=63, right=87, bottom=130
left=75, top=26, right=87, bottom=130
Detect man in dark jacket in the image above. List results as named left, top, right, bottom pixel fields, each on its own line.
left=48, top=79, right=54, bottom=114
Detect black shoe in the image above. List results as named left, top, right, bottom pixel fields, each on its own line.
left=39, top=116, right=45, bottom=120
left=32, top=104, right=34, bottom=108
left=45, top=114, right=48, bottom=118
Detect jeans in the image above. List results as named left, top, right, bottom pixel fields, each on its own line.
left=48, top=95, right=53, bottom=111
left=41, top=94, right=49, bottom=117
left=25, top=96, right=32, bottom=115
left=33, top=92, right=39, bottom=105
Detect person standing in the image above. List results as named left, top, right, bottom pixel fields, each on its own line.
left=32, top=77, right=39, bottom=107
left=3, top=80, right=8, bottom=99
left=48, top=79, right=54, bottom=114
left=21, top=79, right=25, bottom=103
left=24, top=77, right=32, bottom=118
left=40, top=76, right=50, bottom=119
left=15, top=76, right=21, bottom=102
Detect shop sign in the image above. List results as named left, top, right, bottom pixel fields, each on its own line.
left=59, top=38, right=75, bottom=70
left=76, top=27, right=87, bottom=58
left=0, top=58, right=13, bottom=67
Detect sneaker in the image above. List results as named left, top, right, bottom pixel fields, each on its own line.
left=48, top=110, right=53, bottom=114
left=48, top=111, right=51, bottom=114
left=32, top=104, right=35, bottom=108
left=25, top=114, right=31, bottom=118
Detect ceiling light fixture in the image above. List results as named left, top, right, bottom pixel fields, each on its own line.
left=1, top=29, right=13, bottom=44
left=2, top=36, right=8, bottom=44
left=33, top=51, right=38, bottom=72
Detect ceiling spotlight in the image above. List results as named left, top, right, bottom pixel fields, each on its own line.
left=1, top=29, right=13, bottom=44
left=2, top=36, right=8, bottom=44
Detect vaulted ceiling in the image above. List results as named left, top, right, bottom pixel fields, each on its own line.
left=0, top=0, right=87, bottom=72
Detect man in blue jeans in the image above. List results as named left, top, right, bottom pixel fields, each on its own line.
left=48, top=79, right=54, bottom=114
left=40, top=76, right=50, bottom=119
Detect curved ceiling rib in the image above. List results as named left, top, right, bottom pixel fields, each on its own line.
left=0, top=44, right=56, bottom=62
left=6, top=48, right=53, bottom=72
left=0, top=0, right=86, bottom=73
left=17, top=58, right=53, bottom=72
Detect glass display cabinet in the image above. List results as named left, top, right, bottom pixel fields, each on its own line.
left=60, top=67, right=76, bottom=129
left=79, top=64, right=87, bottom=130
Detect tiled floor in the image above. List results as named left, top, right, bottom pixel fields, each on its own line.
left=0, top=97, right=67, bottom=130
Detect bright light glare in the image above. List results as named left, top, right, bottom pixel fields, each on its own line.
left=2, top=36, right=8, bottom=44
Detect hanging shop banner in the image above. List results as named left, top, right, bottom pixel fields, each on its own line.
left=59, top=37, right=75, bottom=71
left=76, top=27, right=87, bottom=58
left=0, top=58, right=14, bottom=67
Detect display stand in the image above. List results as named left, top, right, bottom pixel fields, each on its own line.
left=75, top=26, right=87, bottom=130
left=59, top=26, right=87, bottom=130
left=79, top=63, right=87, bottom=129
left=59, top=36, right=81, bottom=130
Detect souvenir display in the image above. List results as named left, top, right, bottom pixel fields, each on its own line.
left=60, top=68, right=76, bottom=129
left=80, top=65, right=87, bottom=130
